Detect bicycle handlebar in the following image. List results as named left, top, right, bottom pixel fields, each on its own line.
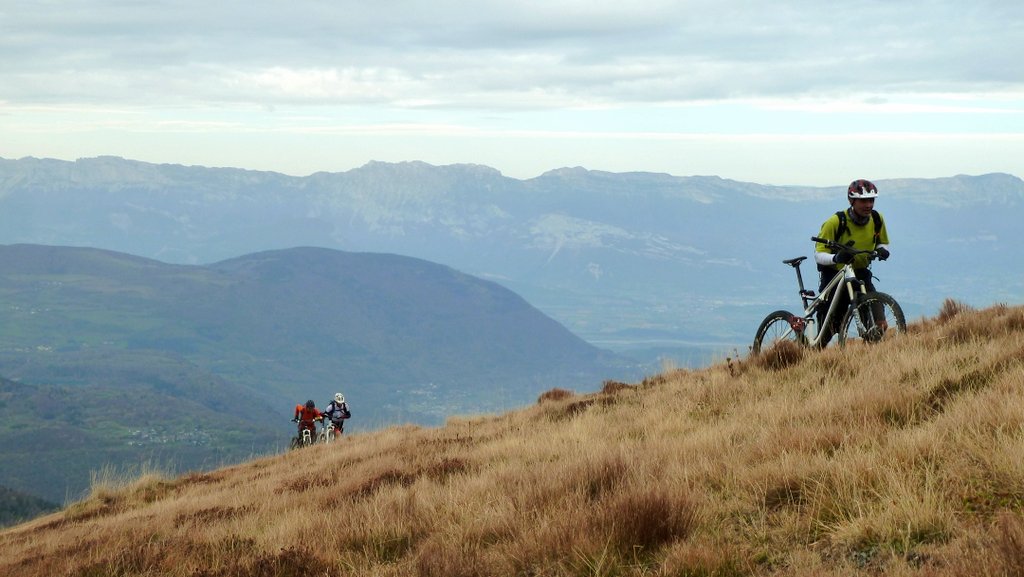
left=810, top=236, right=879, bottom=258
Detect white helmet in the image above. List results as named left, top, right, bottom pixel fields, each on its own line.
left=847, top=179, right=878, bottom=199
left=334, top=392, right=345, bottom=403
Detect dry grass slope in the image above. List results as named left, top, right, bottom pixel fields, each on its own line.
left=3, top=300, right=1024, bottom=576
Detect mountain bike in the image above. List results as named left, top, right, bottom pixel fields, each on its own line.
left=317, top=418, right=336, bottom=444
left=752, top=237, right=906, bottom=354
left=289, top=419, right=318, bottom=450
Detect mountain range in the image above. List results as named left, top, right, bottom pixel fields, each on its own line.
left=4, top=156, right=1021, bottom=363
left=0, top=244, right=628, bottom=503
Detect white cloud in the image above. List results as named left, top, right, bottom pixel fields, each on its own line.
left=0, top=1, right=1022, bottom=182
left=4, top=1, right=1023, bottom=108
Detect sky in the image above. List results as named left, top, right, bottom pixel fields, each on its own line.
left=2, top=0, right=1022, bottom=185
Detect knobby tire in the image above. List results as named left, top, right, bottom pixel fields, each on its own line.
left=752, top=310, right=806, bottom=355
left=837, top=291, right=906, bottom=347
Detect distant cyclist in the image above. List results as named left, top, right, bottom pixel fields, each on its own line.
left=321, top=392, right=351, bottom=439
left=813, top=179, right=891, bottom=347
left=292, top=399, right=322, bottom=444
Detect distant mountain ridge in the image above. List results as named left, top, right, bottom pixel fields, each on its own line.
left=1, top=156, right=1022, bottom=356
left=0, top=243, right=628, bottom=503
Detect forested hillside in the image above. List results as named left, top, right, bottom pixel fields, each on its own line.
left=0, top=485, right=56, bottom=528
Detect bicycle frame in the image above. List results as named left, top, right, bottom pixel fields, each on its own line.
left=785, top=260, right=865, bottom=348
left=297, top=420, right=318, bottom=447
left=290, top=418, right=320, bottom=450
left=320, top=419, right=336, bottom=443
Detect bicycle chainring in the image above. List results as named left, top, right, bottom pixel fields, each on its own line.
left=787, top=316, right=807, bottom=333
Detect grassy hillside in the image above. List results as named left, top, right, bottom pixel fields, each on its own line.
left=3, top=300, right=1024, bottom=576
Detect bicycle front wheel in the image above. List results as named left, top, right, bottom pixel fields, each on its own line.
left=752, top=310, right=807, bottom=355
left=837, top=291, right=906, bottom=347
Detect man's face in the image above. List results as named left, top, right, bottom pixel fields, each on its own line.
left=850, top=197, right=875, bottom=218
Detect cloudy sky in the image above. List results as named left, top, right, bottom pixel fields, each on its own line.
left=2, top=0, right=1022, bottom=184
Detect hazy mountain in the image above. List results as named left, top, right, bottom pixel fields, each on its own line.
left=2, top=157, right=1021, bottom=365
left=0, top=244, right=628, bottom=412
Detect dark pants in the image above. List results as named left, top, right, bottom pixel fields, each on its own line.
left=330, top=419, right=345, bottom=436
left=817, top=267, right=876, bottom=346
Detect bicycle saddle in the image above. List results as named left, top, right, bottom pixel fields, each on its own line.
left=782, top=256, right=807, bottom=267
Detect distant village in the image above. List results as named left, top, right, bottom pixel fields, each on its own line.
left=127, top=427, right=212, bottom=447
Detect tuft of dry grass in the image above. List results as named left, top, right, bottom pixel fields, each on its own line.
left=537, top=387, right=574, bottom=403
left=600, top=379, right=636, bottom=395
left=937, top=298, right=973, bottom=324
left=5, top=302, right=1024, bottom=576
left=749, top=338, right=806, bottom=372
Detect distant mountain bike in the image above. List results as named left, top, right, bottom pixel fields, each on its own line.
left=317, top=418, right=336, bottom=444
left=752, top=236, right=906, bottom=354
left=289, top=419, right=317, bottom=450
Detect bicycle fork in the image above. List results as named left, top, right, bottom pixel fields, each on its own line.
left=845, top=273, right=888, bottom=341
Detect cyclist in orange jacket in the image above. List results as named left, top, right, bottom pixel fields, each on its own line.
left=292, top=399, right=322, bottom=442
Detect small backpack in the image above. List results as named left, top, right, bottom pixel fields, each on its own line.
left=330, top=401, right=351, bottom=420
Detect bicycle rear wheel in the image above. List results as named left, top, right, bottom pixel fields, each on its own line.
left=837, top=291, right=906, bottom=347
left=752, top=310, right=807, bottom=354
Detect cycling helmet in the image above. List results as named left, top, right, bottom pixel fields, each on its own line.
left=334, top=392, right=345, bottom=403
left=848, top=179, right=878, bottom=199
left=305, top=399, right=315, bottom=409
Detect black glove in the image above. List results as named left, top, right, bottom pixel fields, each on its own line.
left=832, top=250, right=854, bottom=265
left=875, top=247, right=890, bottom=261
left=291, top=417, right=298, bottom=423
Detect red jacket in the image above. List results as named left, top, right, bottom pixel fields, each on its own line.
left=294, top=405, right=322, bottom=423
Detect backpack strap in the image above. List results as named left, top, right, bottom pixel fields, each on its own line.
left=833, top=210, right=847, bottom=242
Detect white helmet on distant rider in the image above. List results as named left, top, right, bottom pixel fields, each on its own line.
left=334, top=392, right=345, bottom=404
